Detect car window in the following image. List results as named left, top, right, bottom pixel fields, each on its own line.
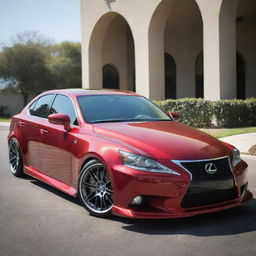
left=49, top=95, right=78, bottom=125
left=29, top=100, right=37, bottom=114
left=78, top=95, right=171, bottom=123
left=30, top=94, right=55, bottom=118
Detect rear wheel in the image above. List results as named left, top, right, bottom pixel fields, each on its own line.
left=78, top=159, right=114, bottom=217
left=9, top=138, right=24, bottom=177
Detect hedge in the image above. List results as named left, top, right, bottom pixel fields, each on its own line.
left=155, top=98, right=256, bottom=128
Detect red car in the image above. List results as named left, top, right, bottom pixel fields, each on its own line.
left=8, top=89, right=252, bottom=218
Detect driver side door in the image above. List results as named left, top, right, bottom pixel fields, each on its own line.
left=39, top=94, right=79, bottom=186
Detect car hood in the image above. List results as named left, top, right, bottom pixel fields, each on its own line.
left=93, top=121, right=229, bottom=160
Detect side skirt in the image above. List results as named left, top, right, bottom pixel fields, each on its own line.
left=24, top=165, right=77, bottom=197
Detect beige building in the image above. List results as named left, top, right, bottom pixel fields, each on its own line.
left=81, top=0, right=256, bottom=100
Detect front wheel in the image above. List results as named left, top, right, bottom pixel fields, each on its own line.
left=9, top=138, right=24, bottom=177
left=78, top=159, right=114, bottom=217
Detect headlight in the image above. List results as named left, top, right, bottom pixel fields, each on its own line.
left=119, top=150, right=180, bottom=175
left=233, top=147, right=241, bottom=167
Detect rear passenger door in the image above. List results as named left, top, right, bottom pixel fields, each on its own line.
left=39, top=94, right=79, bottom=185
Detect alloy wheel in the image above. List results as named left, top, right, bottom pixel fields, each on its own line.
left=9, top=138, right=23, bottom=176
left=79, top=161, right=113, bottom=216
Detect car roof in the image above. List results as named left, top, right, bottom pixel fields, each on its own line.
left=43, top=89, right=140, bottom=97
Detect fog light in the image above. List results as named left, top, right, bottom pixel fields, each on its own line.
left=240, top=182, right=248, bottom=196
left=131, top=196, right=143, bottom=206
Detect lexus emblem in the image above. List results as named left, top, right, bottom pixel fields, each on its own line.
left=205, top=163, right=217, bottom=174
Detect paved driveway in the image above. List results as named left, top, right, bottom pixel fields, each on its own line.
left=0, top=127, right=256, bottom=256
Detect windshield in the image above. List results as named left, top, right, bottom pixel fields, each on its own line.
left=77, top=95, right=172, bottom=123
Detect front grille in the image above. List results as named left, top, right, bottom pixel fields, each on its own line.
left=179, top=157, right=238, bottom=208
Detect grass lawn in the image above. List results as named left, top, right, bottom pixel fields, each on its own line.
left=0, top=118, right=10, bottom=122
left=200, top=127, right=256, bottom=138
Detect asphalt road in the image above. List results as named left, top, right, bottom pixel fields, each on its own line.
left=0, top=127, right=256, bottom=256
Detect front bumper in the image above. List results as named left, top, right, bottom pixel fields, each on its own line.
left=108, top=159, right=253, bottom=219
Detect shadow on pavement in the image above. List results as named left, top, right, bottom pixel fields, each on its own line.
left=118, top=199, right=256, bottom=236
left=19, top=173, right=37, bottom=180
left=23, top=174, right=256, bottom=237
left=30, top=179, right=81, bottom=206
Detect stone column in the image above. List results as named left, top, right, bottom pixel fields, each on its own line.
left=196, top=0, right=239, bottom=100
left=148, top=27, right=165, bottom=100
left=133, top=30, right=151, bottom=98
left=139, top=0, right=175, bottom=100
left=80, top=0, right=91, bottom=89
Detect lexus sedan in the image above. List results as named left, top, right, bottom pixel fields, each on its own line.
left=8, top=89, right=253, bottom=218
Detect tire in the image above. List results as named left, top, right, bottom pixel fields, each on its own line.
left=78, top=159, right=114, bottom=217
left=9, top=137, right=24, bottom=177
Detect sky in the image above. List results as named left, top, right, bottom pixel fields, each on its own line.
left=0, top=0, right=81, bottom=45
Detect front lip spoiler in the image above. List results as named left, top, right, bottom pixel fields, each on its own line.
left=112, top=190, right=253, bottom=219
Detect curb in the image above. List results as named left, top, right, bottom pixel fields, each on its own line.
left=0, top=122, right=10, bottom=130
left=0, top=122, right=10, bottom=126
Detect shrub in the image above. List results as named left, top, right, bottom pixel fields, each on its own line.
left=155, top=98, right=213, bottom=128
left=155, top=98, right=256, bottom=128
left=247, top=98, right=256, bottom=126
left=213, top=99, right=256, bottom=128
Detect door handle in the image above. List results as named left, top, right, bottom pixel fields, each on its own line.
left=40, top=128, right=48, bottom=134
left=18, top=121, right=25, bottom=127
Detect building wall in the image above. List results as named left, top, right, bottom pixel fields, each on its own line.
left=102, top=16, right=134, bottom=91
left=81, top=0, right=256, bottom=100
left=237, top=0, right=256, bottom=98
left=81, top=0, right=161, bottom=97
left=164, top=0, right=203, bottom=98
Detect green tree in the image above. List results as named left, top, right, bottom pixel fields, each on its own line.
left=48, top=41, right=81, bottom=88
left=0, top=32, right=54, bottom=106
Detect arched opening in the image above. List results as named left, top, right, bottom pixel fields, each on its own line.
left=195, top=51, right=204, bottom=98
left=148, top=0, right=203, bottom=100
left=236, top=52, right=245, bottom=99
left=103, top=64, right=119, bottom=89
left=236, top=0, right=256, bottom=98
left=165, top=53, right=176, bottom=99
left=88, top=12, right=135, bottom=91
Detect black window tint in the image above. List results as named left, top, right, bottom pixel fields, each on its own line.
left=31, top=94, right=55, bottom=118
left=49, top=95, right=78, bottom=125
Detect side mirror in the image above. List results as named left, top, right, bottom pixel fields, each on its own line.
left=168, top=111, right=180, bottom=120
left=48, top=114, right=71, bottom=131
